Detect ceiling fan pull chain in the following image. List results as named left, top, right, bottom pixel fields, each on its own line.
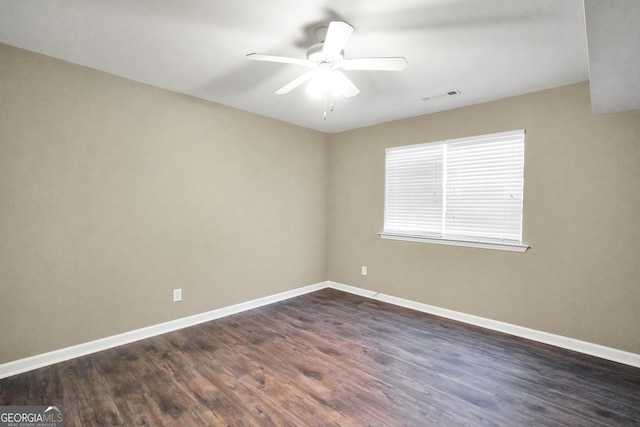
left=323, top=92, right=327, bottom=120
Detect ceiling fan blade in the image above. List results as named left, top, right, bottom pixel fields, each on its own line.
left=275, top=72, right=314, bottom=95
left=342, top=57, right=408, bottom=71
left=246, top=53, right=309, bottom=66
left=322, top=21, right=354, bottom=56
left=333, top=71, right=360, bottom=98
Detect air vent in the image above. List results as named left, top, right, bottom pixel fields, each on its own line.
left=421, top=89, right=461, bottom=102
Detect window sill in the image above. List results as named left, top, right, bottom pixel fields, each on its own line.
left=379, top=232, right=529, bottom=253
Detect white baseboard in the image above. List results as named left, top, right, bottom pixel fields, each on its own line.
left=328, top=281, right=640, bottom=368
left=0, top=281, right=328, bottom=379
left=2, top=279, right=638, bottom=379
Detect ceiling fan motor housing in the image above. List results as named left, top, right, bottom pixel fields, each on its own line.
left=306, top=43, right=344, bottom=68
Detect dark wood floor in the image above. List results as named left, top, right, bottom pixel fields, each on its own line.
left=1, top=288, right=639, bottom=426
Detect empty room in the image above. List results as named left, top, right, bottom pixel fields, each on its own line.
left=1, top=0, right=639, bottom=425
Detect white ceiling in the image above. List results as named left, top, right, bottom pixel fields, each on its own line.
left=0, top=0, right=630, bottom=133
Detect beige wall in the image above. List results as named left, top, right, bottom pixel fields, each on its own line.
left=328, top=82, right=640, bottom=354
left=0, top=44, right=329, bottom=363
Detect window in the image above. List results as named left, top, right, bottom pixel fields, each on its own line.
left=381, top=129, right=527, bottom=252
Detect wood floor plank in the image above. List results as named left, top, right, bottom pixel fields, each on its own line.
left=1, top=288, right=639, bottom=426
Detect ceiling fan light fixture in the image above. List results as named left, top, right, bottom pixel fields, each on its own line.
left=305, top=69, right=348, bottom=98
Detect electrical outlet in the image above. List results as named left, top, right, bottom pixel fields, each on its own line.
left=361, top=266, right=367, bottom=276
left=173, top=288, right=182, bottom=302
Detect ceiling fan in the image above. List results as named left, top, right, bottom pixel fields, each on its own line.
left=246, top=21, right=408, bottom=99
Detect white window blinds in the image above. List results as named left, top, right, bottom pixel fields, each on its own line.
left=384, top=142, right=444, bottom=236
left=384, top=130, right=525, bottom=246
